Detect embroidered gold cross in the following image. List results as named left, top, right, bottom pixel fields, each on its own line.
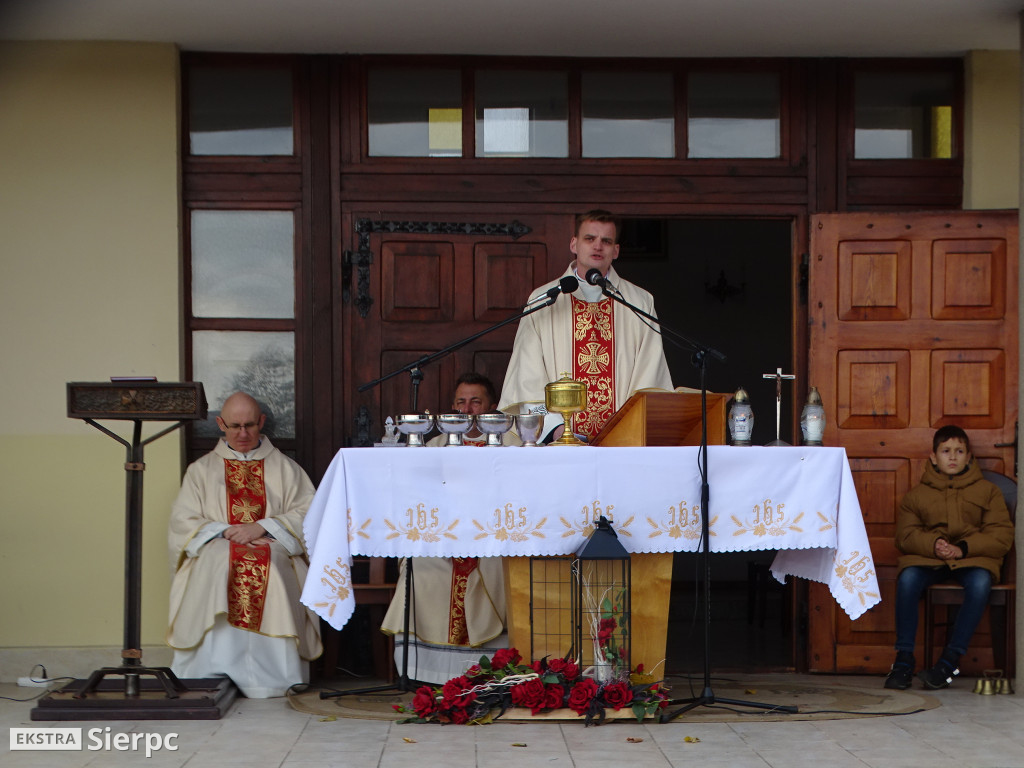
left=578, top=342, right=610, bottom=374
left=232, top=498, right=263, bottom=523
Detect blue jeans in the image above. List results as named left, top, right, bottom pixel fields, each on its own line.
left=895, top=565, right=992, bottom=657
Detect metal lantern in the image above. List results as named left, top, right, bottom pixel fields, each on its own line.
left=573, top=516, right=631, bottom=681
left=800, top=386, right=826, bottom=446
left=728, top=387, right=754, bottom=446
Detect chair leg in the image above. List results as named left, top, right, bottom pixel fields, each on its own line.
left=990, top=603, right=1010, bottom=676
left=923, top=597, right=935, bottom=670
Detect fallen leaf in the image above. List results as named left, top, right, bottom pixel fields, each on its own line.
left=745, top=689, right=757, bottom=694
left=684, top=736, right=701, bottom=743
left=511, top=743, right=528, bottom=747
left=626, top=737, right=644, bottom=743
left=318, top=716, right=337, bottom=722
left=402, top=737, right=417, bottom=743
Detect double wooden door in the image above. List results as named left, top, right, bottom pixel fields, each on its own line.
left=807, top=211, right=1018, bottom=673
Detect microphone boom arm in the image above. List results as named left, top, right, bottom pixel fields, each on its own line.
left=600, top=286, right=727, bottom=364
left=358, top=285, right=565, bottom=394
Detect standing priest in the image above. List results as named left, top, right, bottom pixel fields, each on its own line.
left=166, top=391, right=322, bottom=697
left=499, top=209, right=673, bottom=440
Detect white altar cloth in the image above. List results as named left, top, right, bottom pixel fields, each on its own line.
left=302, top=445, right=879, bottom=631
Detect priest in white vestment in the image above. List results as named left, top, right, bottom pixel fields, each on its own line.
left=499, top=210, right=673, bottom=440
left=382, top=373, right=509, bottom=683
left=167, top=391, right=322, bottom=697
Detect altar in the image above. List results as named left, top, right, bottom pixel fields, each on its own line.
left=301, top=445, right=880, bottom=672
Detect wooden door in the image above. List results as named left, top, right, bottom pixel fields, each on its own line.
left=337, top=210, right=571, bottom=447
left=807, top=211, right=1018, bottom=674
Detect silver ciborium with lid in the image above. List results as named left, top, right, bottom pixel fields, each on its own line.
left=395, top=413, right=435, bottom=446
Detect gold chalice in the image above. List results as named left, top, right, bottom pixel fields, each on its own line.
left=545, top=374, right=587, bottom=446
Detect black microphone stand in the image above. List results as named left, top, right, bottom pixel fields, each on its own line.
left=321, top=281, right=576, bottom=700
left=358, top=279, right=575, bottom=401
left=590, top=276, right=796, bottom=721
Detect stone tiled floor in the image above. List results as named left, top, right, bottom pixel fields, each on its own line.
left=4, top=676, right=1024, bottom=767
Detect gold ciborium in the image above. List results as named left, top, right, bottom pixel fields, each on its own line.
left=545, top=373, right=587, bottom=446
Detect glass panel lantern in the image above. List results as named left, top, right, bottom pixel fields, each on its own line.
left=573, top=517, right=630, bottom=682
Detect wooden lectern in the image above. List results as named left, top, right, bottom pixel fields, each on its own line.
left=504, top=390, right=728, bottom=674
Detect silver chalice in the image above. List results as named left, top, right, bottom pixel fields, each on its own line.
left=476, top=412, right=514, bottom=446
left=436, top=412, right=474, bottom=446
left=395, top=413, right=435, bottom=446
left=515, top=412, right=544, bottom=447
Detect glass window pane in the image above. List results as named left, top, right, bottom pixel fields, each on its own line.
left=368, top=68, right=463, bottom=157
left=189, top=66, right=293, bottom=156
left=191, top=210, right=295, bottom=319
left=582, top=72, right=674, bottom=158
left=193, top=331, right=296, bottom=439
left=688, top=72, right=781, bottom=158
left=854, top=72, right=956, bottom=159
left=475, top=71, right=568, bottom=158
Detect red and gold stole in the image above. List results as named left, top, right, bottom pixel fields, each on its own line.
left=224, top=459, right=271, bottom=631
left=572, top=295, right=615, bottom=440
left=447, top=557, right=479, bottom=645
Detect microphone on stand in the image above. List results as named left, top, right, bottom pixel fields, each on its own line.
left=534, top=275, right=580, bottom=304
left=584, top=268, right=611, bottom=291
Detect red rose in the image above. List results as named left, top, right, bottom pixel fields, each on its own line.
left=544, top=683, right=565, bottom=709
left=442, top=676, right=472, bottom=700
left=530, top=660, right=544, bottom=674
left=444, top=706, right=471, bottom=725
left=510, top=678, right=547, bottom=714
left=546, top=658, right=580, bottom=681
left=411, top=685, right=438, bottom=717
left=491, top=648, right=522, bottom=670
left=567, top=678, right=599, bottom=715
left=601, top=681, right=634, bottom=710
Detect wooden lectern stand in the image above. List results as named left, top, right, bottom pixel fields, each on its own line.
left=503, top=390, right=727, bottom=673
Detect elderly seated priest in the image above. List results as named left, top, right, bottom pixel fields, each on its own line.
left=166, top=391, right=322, bottom=697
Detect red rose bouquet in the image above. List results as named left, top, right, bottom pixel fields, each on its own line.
left=394, top=648, right=669, bottom=727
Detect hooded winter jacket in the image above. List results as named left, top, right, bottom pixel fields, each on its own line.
left=895, top=459, right=1014, bottom=580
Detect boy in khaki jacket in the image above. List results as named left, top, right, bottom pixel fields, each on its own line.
left=885, top=425, right=1014, bottom=690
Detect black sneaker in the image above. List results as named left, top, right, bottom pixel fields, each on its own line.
left=884, top=662, right=914, bottom=690
left=883, top=651, right=915, bottom=690
left=918, top=660, right=959, bottom=689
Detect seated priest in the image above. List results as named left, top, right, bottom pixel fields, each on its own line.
left=166, top=391, right=322, bottom=697
left=381, top=372, right=510, bottom=683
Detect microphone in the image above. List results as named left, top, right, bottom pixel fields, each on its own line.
left=584, top=268, right=610, bottom=290
left=537, top=275, right=581, bottom=303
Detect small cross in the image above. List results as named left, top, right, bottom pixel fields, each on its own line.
left=762, top=367, right=796, bottom=444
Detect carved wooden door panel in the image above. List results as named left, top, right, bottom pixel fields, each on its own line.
left=338, top=210, right=571, bottom=447
left=807, top=211, right=1018, bottom=674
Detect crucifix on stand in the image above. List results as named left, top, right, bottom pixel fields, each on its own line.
left=762, top=366, right=795, bottom=446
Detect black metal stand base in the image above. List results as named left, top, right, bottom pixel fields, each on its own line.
left=318, top=676, right=412, bottom=699
left=320, top=559, right=414, bottom=700
left=659, top=685, right=798, bottom=723
left=31, top=677, right=237, bottom=721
